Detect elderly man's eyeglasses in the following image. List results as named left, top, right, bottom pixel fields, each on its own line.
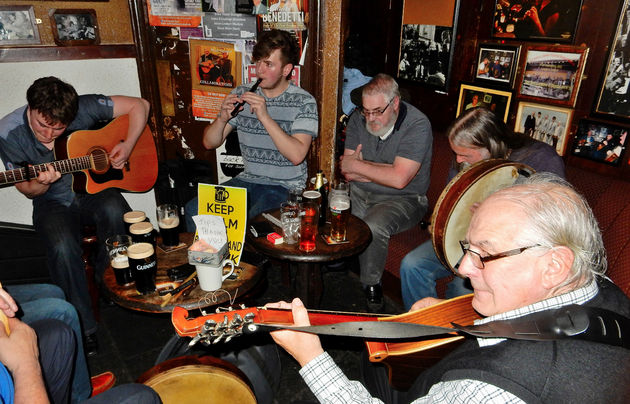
left=360, top=98, right=394, bottom=118
left=459, top=240, right=541, bottom=269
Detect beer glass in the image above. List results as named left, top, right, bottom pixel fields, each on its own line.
left=129, top=221, right=156, bottom=248
left=127, top=242, right=157, bottom=294
left=299, top=201, right=318, bottom=252
left=156, top=204, right=180, bottom=247
left=329, top=192, right=351, bottom=242
left=123, top=211, right=146, bottom=236
left=105, top=235, right=133, bottom=286
left=280, top=202, right=300, bottom=244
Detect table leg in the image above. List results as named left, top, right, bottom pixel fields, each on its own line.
left=294, top=262, right=323, bottom=308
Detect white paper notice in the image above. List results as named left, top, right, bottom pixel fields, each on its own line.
left=192, top=215, right=227, bottom=250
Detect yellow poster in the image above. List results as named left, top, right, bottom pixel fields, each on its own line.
left=197, top=183, right=247, bottom=265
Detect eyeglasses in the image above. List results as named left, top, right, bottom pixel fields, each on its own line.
left=458, top=240, right=541, bottom=269
left=360, top=98, right=394, bottom=118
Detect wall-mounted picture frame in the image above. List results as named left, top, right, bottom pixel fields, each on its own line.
left=594, top=0, right=630, bottom=120
left=456, top=83, right=513, bottom=122
left=0, top=6, right=41, bottom=46
left=571, top=119, right=628, bottom=166
left=397, top=0, right=461, bottom=93
left=514, top=101, right=574, bottom=156
left=490, top=0, right=583, bottom=43
left=475, top=43, right=521, bottom=88
left=49, top=9, right=99, bottom=46
left=517, top=45, right=588, bottom=107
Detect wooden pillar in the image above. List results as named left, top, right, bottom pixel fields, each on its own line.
left=310, top=0, right=345, bottom=182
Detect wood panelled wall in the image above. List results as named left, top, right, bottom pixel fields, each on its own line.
left=349, top=0, right=630, bottom=180
left=0, top=0, right=134, bottom=45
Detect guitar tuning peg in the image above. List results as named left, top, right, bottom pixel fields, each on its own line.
left=188, top=334, right=202, bottom=347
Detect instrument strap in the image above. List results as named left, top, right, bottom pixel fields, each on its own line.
left=248, top=305, right=630, bottom=349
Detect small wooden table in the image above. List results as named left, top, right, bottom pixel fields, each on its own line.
left=246, top=209, right=371, bottom=307
left=103, top=232, right=262, bottom=313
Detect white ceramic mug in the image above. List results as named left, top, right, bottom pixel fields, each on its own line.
left=195, top=259, right=235, bottom=291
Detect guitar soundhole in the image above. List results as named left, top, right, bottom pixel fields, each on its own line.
left=90, top=148, right=110, bottom=174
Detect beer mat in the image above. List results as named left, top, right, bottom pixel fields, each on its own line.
left=157, top=241, right=188, bottom=253
left=321, top=234, right=349, bottom=245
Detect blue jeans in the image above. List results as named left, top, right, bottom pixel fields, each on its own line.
left=33, top=189, right=130, bottom=335
left=184, top=177, right=289, bottom=232
left=6, top=284, right=91, bottom=403
left=350, top=185, right=427, bottom=286
left=399, top=240, right=472, bottom=310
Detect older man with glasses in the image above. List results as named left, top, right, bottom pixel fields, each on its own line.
left=340, top=73, right=433, bottom=311
left=269, top=173, right=630, bottom=403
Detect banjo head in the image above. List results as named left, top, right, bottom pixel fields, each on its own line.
left=431, top=159, right=535, bottom=273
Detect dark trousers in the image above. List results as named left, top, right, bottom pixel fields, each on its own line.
left=33, top=189, right=130, bottom=335
left=32, top=319, right=161, bottom=404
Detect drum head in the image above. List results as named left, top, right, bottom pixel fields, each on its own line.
left=431, top=159, right=534, bottom=273
left=139, top=355, right=257, bottom=404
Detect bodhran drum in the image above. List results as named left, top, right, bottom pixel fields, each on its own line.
left=431, top=159, right=535, bottom=273
left=138, top=355, right=257, bottom=404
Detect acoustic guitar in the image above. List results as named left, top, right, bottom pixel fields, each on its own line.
left=171, top=294, right=479, bottom=390
left=0, top=114, right=158, bottom=194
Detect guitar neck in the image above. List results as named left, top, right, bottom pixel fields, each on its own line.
left=0, top=156, right=94, bottom=186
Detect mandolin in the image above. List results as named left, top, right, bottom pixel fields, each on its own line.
left=172, top=294, right=479, bottom=389
left=0, top=115, right=157, bottom=194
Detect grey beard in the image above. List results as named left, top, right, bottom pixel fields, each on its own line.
left=365, top=120, right=395, bottom=137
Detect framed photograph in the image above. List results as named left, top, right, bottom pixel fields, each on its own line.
left=517, top=46, right=588, bottom=107
left=0, top=6, right=40, bottom=46
left=456, top=83, right=512, bottom=123
left=475, top=43, right=521, bottom=87
left=594, top=0, right=630, bottom=120
left=491, top=0, right=583, bottom=43
left=397, top=0, right=461, bottom=92
left=49, top=9, right=100, bottom=46
left=514, top=101, right=574, bottom=156
left=571, top=119, right=628, bottom=166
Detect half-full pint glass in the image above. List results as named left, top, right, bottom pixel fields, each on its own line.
left=127, top=242, right=157, bottom=294
left=157, top=204, right=180, bottom=247
left=299, top=201, right=318, bottom=252
left=105, top=235, right=133, bottom=286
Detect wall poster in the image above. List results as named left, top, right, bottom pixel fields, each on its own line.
left=398, top=0, right=461, bottom=92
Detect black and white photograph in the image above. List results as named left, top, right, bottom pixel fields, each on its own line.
left=50, top=9, right=100, bottom=46
left=594, top=0, right=630, bottom=119
left=491, top=0, right=583, bottom=43
left=0, top=6, right=40, bottom=46
left=571, top=119, right=628, bottom=166
left=475, top=43, right=520, bottom=87
left=398, top=24, right=453, bottom=89
left=518, top=46, right=587, bottom=107
left=514, top=101, right=573, bottom=155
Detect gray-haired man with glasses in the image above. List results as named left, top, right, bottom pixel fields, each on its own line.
left=340, top=73, right=432, bottom=311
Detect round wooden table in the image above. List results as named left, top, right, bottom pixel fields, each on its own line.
left=103, top=232, right=263, bottom=313
left=246, top=209, right=372, bottom=307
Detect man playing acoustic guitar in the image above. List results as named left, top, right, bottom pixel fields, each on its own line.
left=270, top=173, right=630, bottom=403
left=0, top=76, right=150, bottom=354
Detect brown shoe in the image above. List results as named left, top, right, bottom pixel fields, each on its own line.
left=90, top=371, right=116, bottom=397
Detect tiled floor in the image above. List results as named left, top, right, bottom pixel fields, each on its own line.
left=88, top=259, right=403, bottom=403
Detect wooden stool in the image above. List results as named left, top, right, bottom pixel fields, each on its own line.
left=81, top=225, right=100, bottom=321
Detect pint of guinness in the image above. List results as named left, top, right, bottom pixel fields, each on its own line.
left=129, top=221, right=156, bottom=248
left=123, top=211, right=147, bottom=236
left=127, top=242, right=157, bottom=294
left=156, top=204, right=180, bottom=247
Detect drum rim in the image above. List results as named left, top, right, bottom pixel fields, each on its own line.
left=431, top=159, right=534, bottom=272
